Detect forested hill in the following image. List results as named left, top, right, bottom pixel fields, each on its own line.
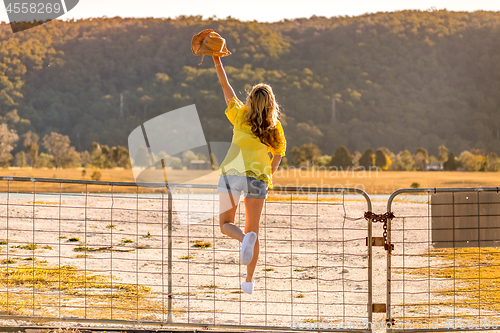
left=0, top=10, right=500, bottom=157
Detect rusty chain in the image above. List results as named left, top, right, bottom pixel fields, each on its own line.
left=364, top=211, right=395, bottom=251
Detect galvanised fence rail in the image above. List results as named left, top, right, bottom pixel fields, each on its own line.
left=0, top=176, right=374, bottom=332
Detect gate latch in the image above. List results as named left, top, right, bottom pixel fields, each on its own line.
left=364, top=211, right=395, bottom=251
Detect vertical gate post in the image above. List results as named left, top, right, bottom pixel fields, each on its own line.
left=367, top=214, right=373, bottom=327
left=167, top=187, right=173, bottom=323
left=386, top=215, right=392, bottom=333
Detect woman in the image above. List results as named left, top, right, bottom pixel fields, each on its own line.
left=213, top=55, right=286, bottom=294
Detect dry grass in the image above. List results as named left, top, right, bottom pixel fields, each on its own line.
left=0, top=262, right=183, bottom=321
left=408, top=247, right=500, bottom=313
left=191, top=240, right=212, bottom=249
left=1, top=167, right=500, bottom=194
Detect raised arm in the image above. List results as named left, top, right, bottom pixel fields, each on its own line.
left=213, top=56, right=235, bottom=106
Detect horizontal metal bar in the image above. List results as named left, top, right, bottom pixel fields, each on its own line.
left=387, top=187, right=500, bottom=212
left=391, top=328, right=500, bottom=333
left=0, top=327, right=197, bottom=333
left=0, top=176, right=372, bottom=210
left=0, top=316, right=371, bottom=332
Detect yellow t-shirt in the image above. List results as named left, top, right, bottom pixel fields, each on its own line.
left=218, top=96, right=286, bottom=189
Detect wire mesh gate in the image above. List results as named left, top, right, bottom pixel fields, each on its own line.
left=386, top=187, right=500, bottom=332
left=0, top=176, right=374, bottom=332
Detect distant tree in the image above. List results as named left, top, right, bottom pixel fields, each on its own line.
left=196, top=153, right=207, bottom=161
left=316, top=155, right=332, bottom=167
left=393, top=150, right=414, bottom=171
left=42, top=132, right=80, bottom=168
left=359, top=148, right=374, bottom=169
left=0, top=124, right=19, bottom=167
left=154, top=151, right=169, bottom=170
left=23, top=131, right=39, bottom=167
left=375, top=149, right=390, bottom=170
left=290, top=143, right=322, bottom=167
left=112, top=146, right=131, bottom=168
left=486, top=152, right=500, bottom=171
left=80, top=150, right=90, bottom=167
left=330, top=145, right=353, bottom=169
left=413, top=148, right=429, bottom=171
left=16, top=151, right=26, bottom=168
left=169, top=156, right=182, bottom=170
left=351, top=151, right=362, bottom=168
left=379, top=147, right=395, bottom=167
left=133, top=146, right=150, bottom=167
left=438, top=145, right=449, bottom=164
left=90, top=142, right=105, bottom=168
left=182, top=150, right=197, bottom=169
left=443, top=152, right=458, bottom=171
left=38, top=153, right=54, bottom=168
left=458, top=151, right=484, bottom=171
left=100, top=145, right=113, bottom=168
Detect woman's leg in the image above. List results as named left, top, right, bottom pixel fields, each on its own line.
left=219, top=191, right=244, bottom=242
left=243, top=197, right=265, bottom=282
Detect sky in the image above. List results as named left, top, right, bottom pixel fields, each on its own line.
left=1, top=0, right=500, bottom=23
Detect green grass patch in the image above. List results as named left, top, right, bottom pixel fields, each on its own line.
left=0, top=263, right=166, bottom=320
left=179, top=255, right=195, bottom=260
left=191, top=240, right=211, bottom=249
left=73, top=246, right=95, bottom=252
left=409, top=247, right=500, bottom=313
left=199, top=284, right=218, bottom=289
left=11, top=243, right=38, bottom=251
left=1, top=259, right=16, bottom=264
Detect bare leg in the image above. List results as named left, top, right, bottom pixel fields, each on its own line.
left=243, top=197, right=265, bottom=282
left=219, top=191, right=244, bottom=242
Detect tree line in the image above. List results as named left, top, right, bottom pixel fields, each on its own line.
left=289, top=143, right=500, bottom=171
left=0, top=124, right=131, bottom=169
left=0, top=124, right=215, bottom=170
left=0, top=10, right=499, bottom=160
left=2, top=119, right=498, bottom=173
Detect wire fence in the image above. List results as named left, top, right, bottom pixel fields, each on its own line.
left=386, top=187, right=500, bottom=332
left=0, top=176, right=373, bottom=332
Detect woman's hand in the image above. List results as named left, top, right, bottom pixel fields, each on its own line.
left=213, top=56, right=235, bottom=106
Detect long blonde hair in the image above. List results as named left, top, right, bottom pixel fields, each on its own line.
left=245, top=83, right=281, bottom=149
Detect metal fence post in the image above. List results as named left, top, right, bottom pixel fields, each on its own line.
left=167, top=187, right=173, bottom=323
left=386, top=215, right=392, bottom=333
left=367, top=214, right=373, bottom=327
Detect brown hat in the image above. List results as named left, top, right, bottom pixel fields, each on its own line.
left=191, top=29, right=231, bottom=65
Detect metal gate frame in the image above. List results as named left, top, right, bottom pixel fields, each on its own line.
left=0, top=176, right=374, bottom=332
left=385, top=187, right=500, bottom=333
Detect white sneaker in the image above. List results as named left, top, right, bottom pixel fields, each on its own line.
left=241, top=279, right=254, bottom=294
left=240, top=231, right=257, bottom=265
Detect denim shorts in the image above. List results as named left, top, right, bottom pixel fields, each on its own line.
left=217, top=175, right=268, bottom=199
